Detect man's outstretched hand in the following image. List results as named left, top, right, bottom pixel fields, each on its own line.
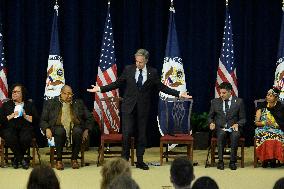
left=87, top=85, right=100, bottom=93
left=180, top=92, right=192, bottom=99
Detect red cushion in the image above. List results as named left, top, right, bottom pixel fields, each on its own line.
left=160, top=134, right=193, bottom=141
left=101, top=134, right=122, bottom=142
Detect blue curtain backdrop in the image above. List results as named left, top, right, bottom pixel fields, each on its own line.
left=0, top=0, right=282, bottom=146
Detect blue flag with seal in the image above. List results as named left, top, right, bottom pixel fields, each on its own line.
left=274, top=6, right=284, bottom=101
left=44, top=2, right=65, bottom=99
left=158, top=2, right=188, bottom=136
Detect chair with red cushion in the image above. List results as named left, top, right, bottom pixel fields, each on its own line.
left=97, top=97, right=134, bottom=166
left=160, top=98, right=194, bottom=165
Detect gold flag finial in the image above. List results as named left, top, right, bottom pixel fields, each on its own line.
left=226, top=0, right=229, bottom=6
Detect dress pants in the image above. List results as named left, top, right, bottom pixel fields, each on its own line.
left=2, top=126, right=33, bottom=162
left=122, top=104, right=148, bottom=163
left=217, top=128, right=240, bottom=162
left=53, top=126, right=83, bottom=161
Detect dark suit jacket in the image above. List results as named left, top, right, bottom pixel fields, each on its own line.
left=40, top=97, right=94, bottom=132
left=101, top=65, right=180, bottom=114
left=0, top=99, right=38, bottom=129
left=208, top=96, right=246, bottom=129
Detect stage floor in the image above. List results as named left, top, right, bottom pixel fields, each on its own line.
left=0, top=146, right=282, bottom=189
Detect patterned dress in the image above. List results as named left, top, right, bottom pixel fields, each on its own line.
left=255, top=101, right=284, bottom=162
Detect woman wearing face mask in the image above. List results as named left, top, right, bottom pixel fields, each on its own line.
left=0, top=83, right=38, bottom=169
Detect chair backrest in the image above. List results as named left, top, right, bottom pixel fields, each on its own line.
left=254, top=99, right=265, bottom=108
left=163, top=98, right=193, bottom=135
left=98, top=97, right=122, bottom=134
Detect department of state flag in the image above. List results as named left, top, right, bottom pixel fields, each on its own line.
left=274, top=7, right=284, bottom=101
left=158, top=4, right=188, bottom=136
left=44, top=4, right=65, bottom=99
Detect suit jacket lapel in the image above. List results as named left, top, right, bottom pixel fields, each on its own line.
left=143, top=66, right=152, bottom=87
left=228, top=96, right=237, bottom=114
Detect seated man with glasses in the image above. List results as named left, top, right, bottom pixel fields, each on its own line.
left=40, top=85, right=94, bottom=170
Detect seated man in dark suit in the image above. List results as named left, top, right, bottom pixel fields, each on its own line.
left=208, top=82, right=246, bottom=170
left=40, top=85, right=94, bottom=170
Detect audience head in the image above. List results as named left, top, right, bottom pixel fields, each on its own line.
left=218, top=82, right=233, bottom=100
left=27, top=164, right=60, bottom=189
left=266, top=87, right=280, bottom=103
left=170, top=157, right=194, bottom=189
left=191, top=176, right=219, bottom=189
left=60, top=85, right=74, bottom=103
left=100, top=158, right=131, bottom=189
left=9, top=83, right=27, bottom=103
left=135, top=49, right=149, bottom=69
left=273, top=177, right=284, bottom=189
left=108, top=174, right=140, bottom=189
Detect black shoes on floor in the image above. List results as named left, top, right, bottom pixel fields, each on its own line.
left=136, top=162, right=149, bottom=170
left=12, top=159, right=29, bottom=169
left=217, top=161, right=237, bottom=170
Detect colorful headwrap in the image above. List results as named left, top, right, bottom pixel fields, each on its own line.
left=267, top=87, right=280, bottom=97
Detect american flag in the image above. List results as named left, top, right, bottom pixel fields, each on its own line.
left=93, top=3, right=119, bottom=134
left=274, top=7, right=284, bottom=101
left=0, top=24, right=8, bottom=105
left=215, top=6, right=238, bottom=97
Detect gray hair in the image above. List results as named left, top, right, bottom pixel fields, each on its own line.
left=135, top=49, right=149, bottom=60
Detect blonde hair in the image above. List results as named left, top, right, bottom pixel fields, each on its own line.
left=100, top=158, right=131, bottom=189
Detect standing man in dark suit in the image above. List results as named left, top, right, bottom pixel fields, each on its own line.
left=208, top=82, right=246, bottom=170
left=87, top=49, right=192, bottom=170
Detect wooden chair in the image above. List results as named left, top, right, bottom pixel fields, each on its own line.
left=49, top=141, right=86, bottom=168
left=97, top=97, right=134, bottom=166
left=253, top=99, right=266, bottom=168
left=0, top=137, right=41, bottom=168
left=0, top=137, right=4, bottom=168
left=160, top=98, right=194, bottom=165
left=210, top=135, right=245, bottom=168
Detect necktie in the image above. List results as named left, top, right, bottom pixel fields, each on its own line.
left=137, top=69, right=143, bottom=89
left=225, top=100, right=229, bottom=115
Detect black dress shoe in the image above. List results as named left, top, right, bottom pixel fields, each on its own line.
left=217, top=161, right=224, bottom=170
left=269, top=160, right=276, bottom=168
left=229, top=162, right=237, bottom=170
left=12, top=160, right=19, bottom=169
left=21, top=160, right=29, bottom=170
left=136, top=162, right=149, bottom=170
left=262, top=160, right=268, bottom=168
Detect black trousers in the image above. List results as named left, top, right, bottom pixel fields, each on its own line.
left=217, top=129, right=240, bottom=162
left=52, top=126, right=83, bottom=161
left=122, top=104, right=148, bottom=163
left=2, top=126, right=33, bottom=162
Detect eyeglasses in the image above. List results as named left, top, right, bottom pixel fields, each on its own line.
left=61, top=92, right=74, bottom=97
left=12, top=90, right=21, bottom=94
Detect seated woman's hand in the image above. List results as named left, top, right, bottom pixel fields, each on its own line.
left=46, top=128, right=53, bottom=139
left=266, top=119, right=273, bottom=126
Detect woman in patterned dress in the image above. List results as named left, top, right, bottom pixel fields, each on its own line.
left=255, top=88, right=284, bottom=168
